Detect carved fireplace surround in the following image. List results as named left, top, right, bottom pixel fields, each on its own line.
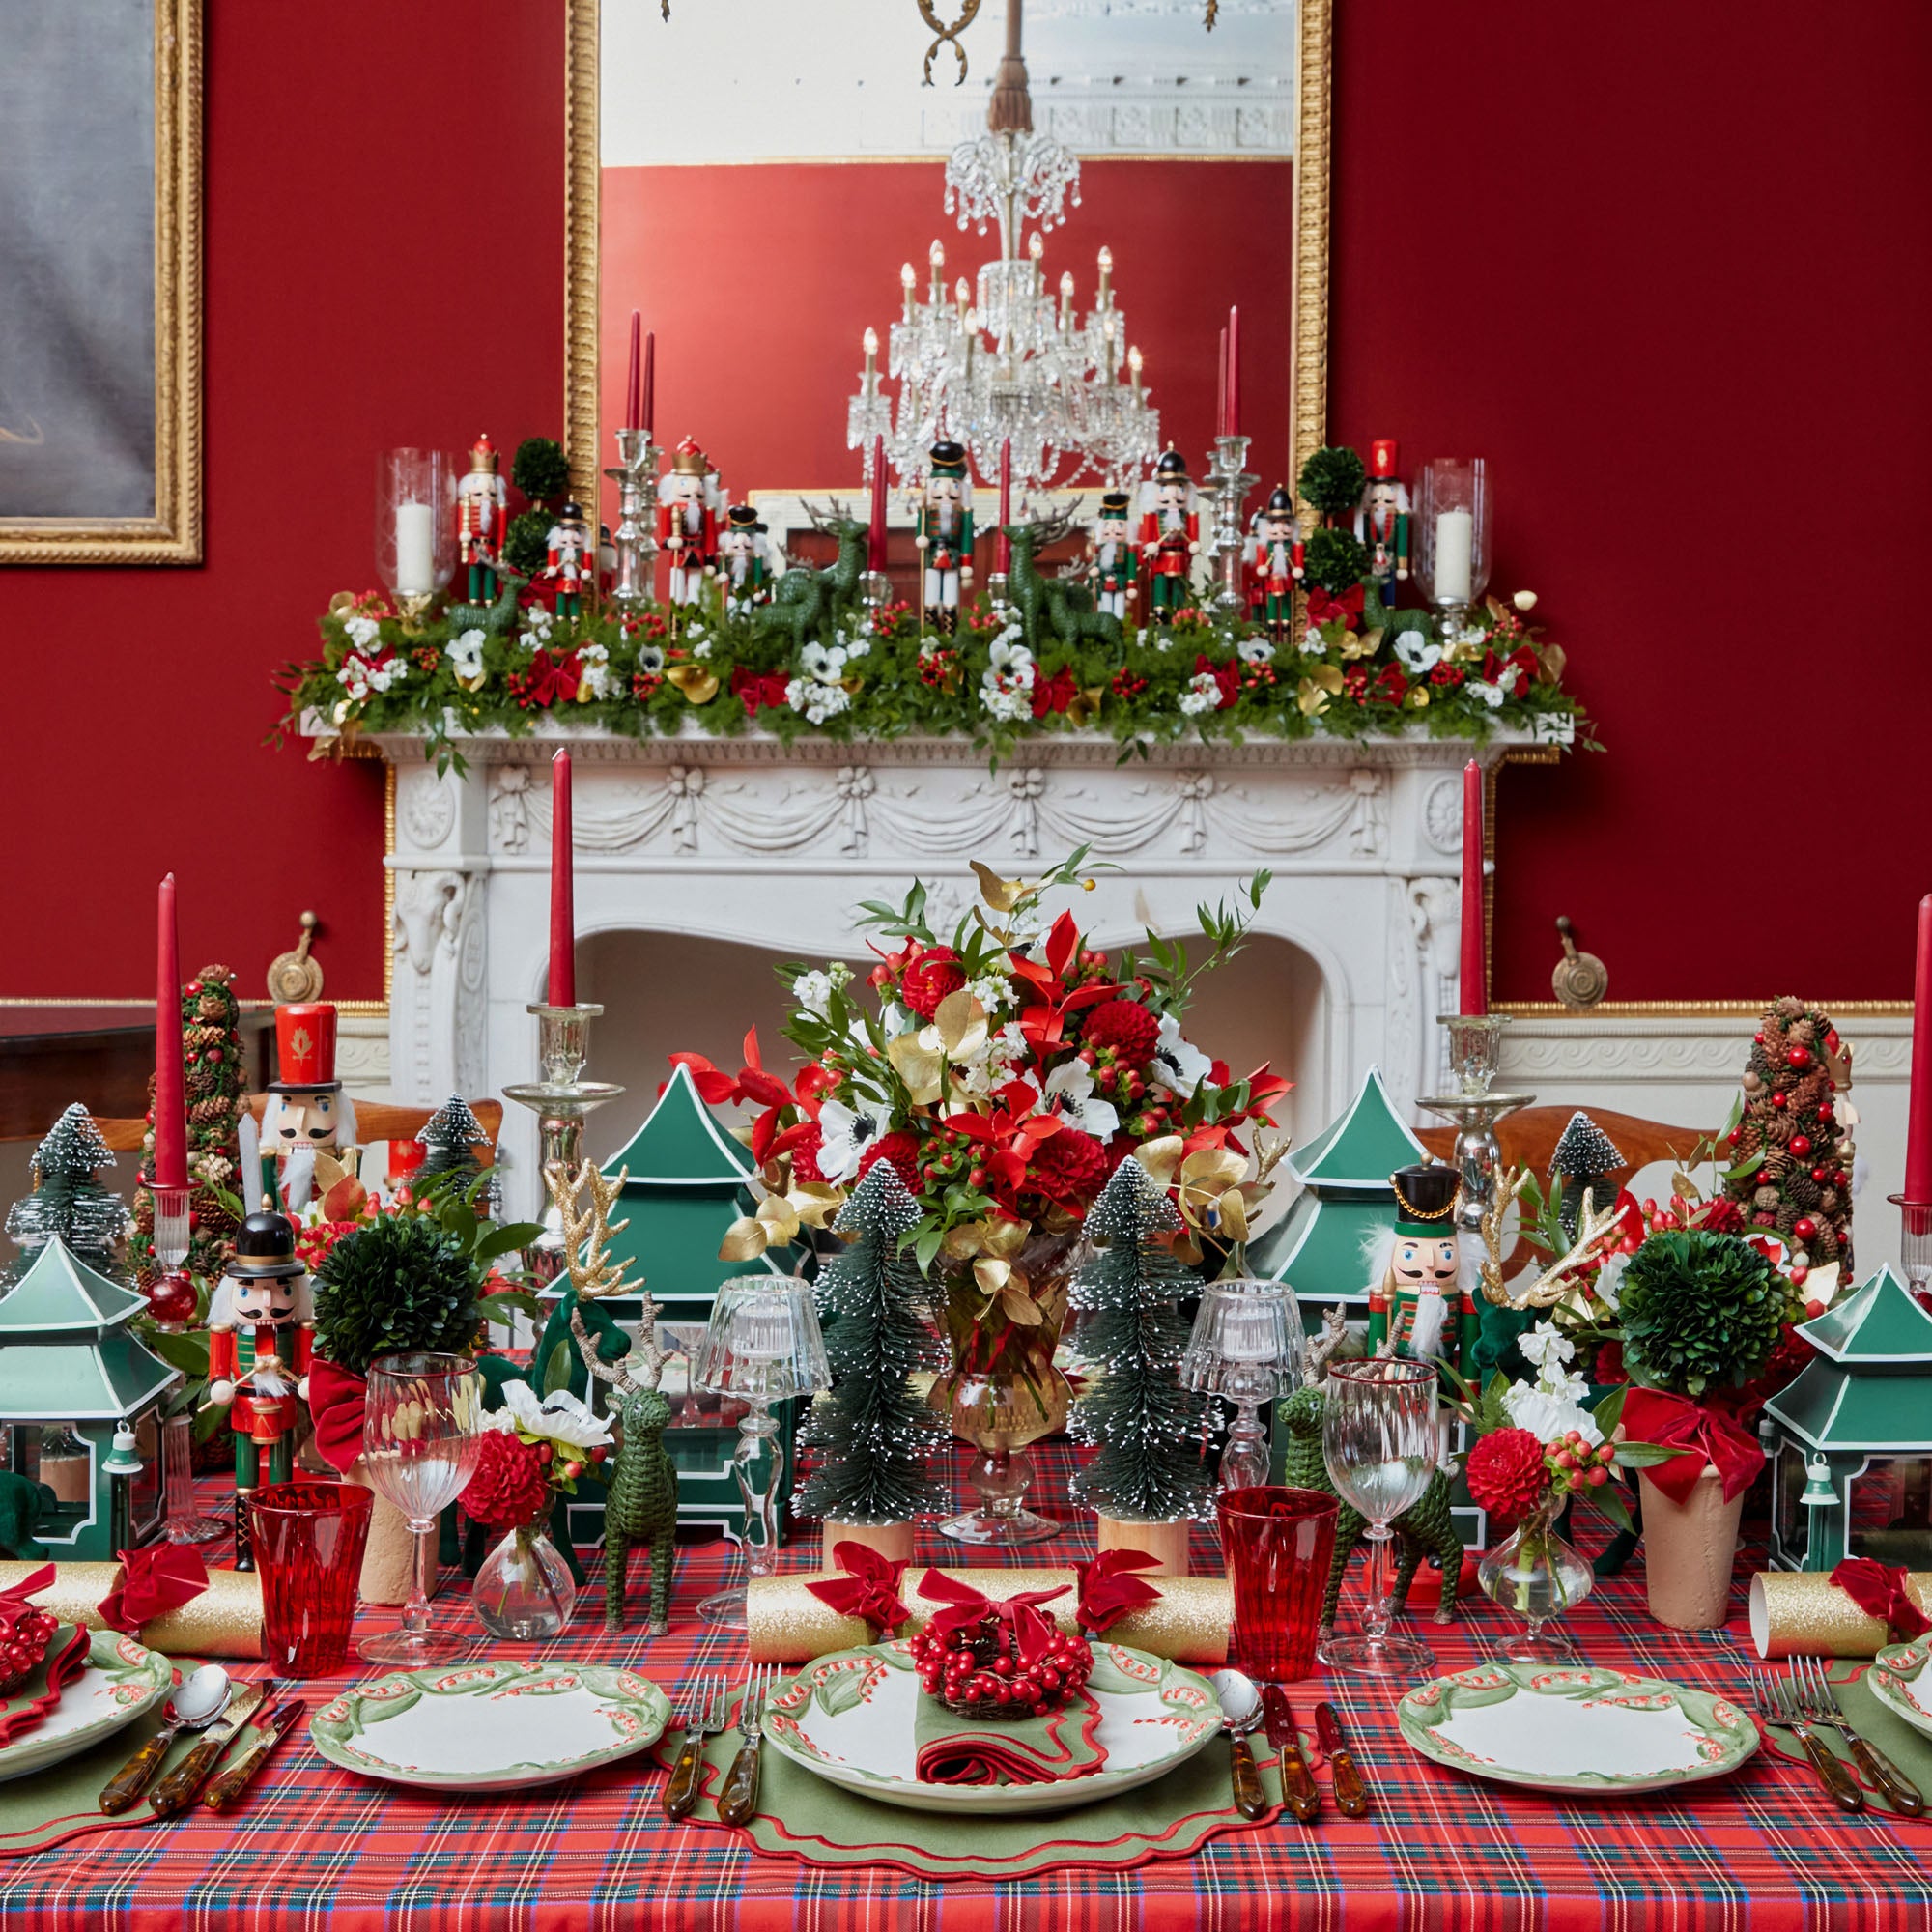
left=371, top=727, right=1532, bottom=1218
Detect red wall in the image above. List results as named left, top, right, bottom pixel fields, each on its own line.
left=4, top=2, right=1925, bottom=1005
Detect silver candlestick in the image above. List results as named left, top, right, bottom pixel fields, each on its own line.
left=501, top=1003, right=625, bottom=1282
left=1207, top=433, right=1258, bottom=637
left=1419, top=1015, right=1532, bottom=1236
left=603, top=429, right=660, bottom=611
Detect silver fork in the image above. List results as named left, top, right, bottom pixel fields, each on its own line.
left=1793, top=1653, right=1924, bottom=1814
left=1749, top=1664, right=1862, bottom=1814
left=662, top=1673, right=729, bottom=1821
left=718, top=1662, right=777, bottom=1827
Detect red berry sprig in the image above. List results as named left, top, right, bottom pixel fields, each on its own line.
left=0, top=1605, right=59, bottom=1690
left=908, top=1616, right=1093, bottom=1720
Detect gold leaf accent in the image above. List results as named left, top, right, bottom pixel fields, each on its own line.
left=1215, top=1187, right=1250, bottom=1242
left=935, top=989, right=988, bottom=1060
left=789, top=1182, right=845, bottom=1230
left=666, top=665, right=720, bottom=704
left=1539, top=643, right=1567, bottom=684
left=1134, top=1136, right=1184, bottom=1188
left=970, top=860, right=1026, bottom=913
left=999, top=1280, right=1044, bottom=1326
left=1066, top=684, right=1107, bottom=728
left=888, top=1031, right=944, bottom=1105
left=719, top=1215, right=768, bottom=1261
left=756, top=1196, right=801, bottom=1246
left=1404, top=685, right=1430, bottom=709
left=974, top=1257, right=1010, bottom=1293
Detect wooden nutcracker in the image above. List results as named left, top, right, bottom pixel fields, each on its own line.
left=1354, top=439, right=1411, bottom=607
left=239, top=1003, right=356, bottom=1218
left=207, top=1200, right=314, bottom=1571
left=544, top=499, right=592, bottom=622
left=1137, top=448, right=1199, bottom=622
left=657, top=438, right=718, bottom=608
left=1247, top=486, right=1304, bottom=643
left=1365, top=1163, right=1480, bottom=1371
left=1087, top=491, right=1138, bottom=622
left=456, top=434, right=509, bottom=604
left=915, top=440, right=974, bottom=635
left=717, top=504, right=772, bottom=613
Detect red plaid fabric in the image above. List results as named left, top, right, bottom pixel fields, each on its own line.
left=7, top=1445, right=1928, bottom=1929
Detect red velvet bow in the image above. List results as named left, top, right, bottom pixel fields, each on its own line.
left=917, top=1570, right=1069, bottom=1664
left=730, top=668, right=791, bottom=719
left=806, top=1542, right=914, bottom=1635
left=1075, top=1549, right=1164, bottom=1634
left=1831, top=1558, right=1932, bottom=1641
left=1306, top=583, right=1365, bottom=629
left=1620, top=1387, right=1765, bottom=1504
left=307, top=1357, right=370, bottom=1473
left=97, top=1544, right=209, bottom=1634
left=0, top=1563, right=55, bottom=1634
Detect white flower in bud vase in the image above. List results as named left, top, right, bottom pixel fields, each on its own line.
left=344, top=613, right=381, bottom=650
left=1503, top=1379, right=1603, bottom=1448
left=792, top=970, right=836, bottom=1018
left=817, top=1099, right=884, bottom=1182
left=1151, top=1013, right=1213, bottom=1097
left=1040, top=1059, right=1121, bottom=1140
left=1513, top=590, right=1538, bottom=611
left=1394, top=632, right=1443, bottom=676
left=1237, top=637, right=1276, bottom=665
left=1516, top=1321, right=1575, bottom=1375
left=498, top=1379, right=615, bottom=1452
left=446, top=629, right=486, bottom=679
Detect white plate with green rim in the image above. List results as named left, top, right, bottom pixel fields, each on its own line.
left=760, top=1639, right=1223, bottom=1815
left=1397, top=1662, right=1758, bottom=1795
left=309, top=1661, right=671, bottom=1793
left=0, top=1627, right=173, bottom=1784
left=1867, top=1641, right=1932, bottom=1741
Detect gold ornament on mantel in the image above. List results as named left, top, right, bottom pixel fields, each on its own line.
left=1477, top=1168, right=1621, bottom=1310
left=1550, top=916, right=1609, bottom=1008
left=266, top=911, right=325, bottom=1004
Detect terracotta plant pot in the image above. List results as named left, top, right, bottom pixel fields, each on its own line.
left=1094, top=1512, right=1193, bottom=1577
left=1639, top=1466, right=1744, bottom=1630
left=344, top=1460, right=421, bottom=1607
left=821, top=1520, right=917, bottom=1569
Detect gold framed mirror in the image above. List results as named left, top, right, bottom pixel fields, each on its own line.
left=563, top=0, right=1329, bottom=526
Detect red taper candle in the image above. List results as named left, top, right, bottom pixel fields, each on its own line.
left=1226, top=304, right=1240, bottom=438
left=1906, top=895, right=1932, bottom=1200
left=625, top=311, right=641, bottom=431
left=1216, top=327, right=1229, bottom=440
left=867, top=436, right=889, bottom=574
left=152, top=873, right=188, bottom=1189
left=994, top=437, right=1012, bottom=576
left=641, top=330, right=656, bottom=440
left=549, top=749, right=577, bottom=1007
left=1460, top=760, right=1487, bottom=1016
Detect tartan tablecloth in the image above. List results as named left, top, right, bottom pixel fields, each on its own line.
left=8, top=1446, right=1932, bottom=1932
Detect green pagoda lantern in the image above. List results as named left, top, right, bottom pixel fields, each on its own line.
left=1762, top=1264, right=1932, bottom=1572
left=0, top=1238, right=176, bottom=1559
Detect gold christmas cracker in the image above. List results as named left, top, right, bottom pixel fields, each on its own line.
left=747, top=1567, right=1232, bottom=1666
left=0, top=1560, right=265, bottom=1661
left=1748, top=1570, right=1932, bottom=1659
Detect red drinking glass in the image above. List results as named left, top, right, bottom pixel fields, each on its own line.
left=251, top=1480, right=373, bottom=1677
left=1217, top=1486, right=1339, bottom=1682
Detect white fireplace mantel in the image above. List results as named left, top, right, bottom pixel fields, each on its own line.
left=349, top=724, right=1539, bottom=1216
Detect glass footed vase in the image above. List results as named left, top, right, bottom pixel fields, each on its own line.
left=471, top=1507, right=577, bottom=1642
left=931, top=1229, right=1079, bottom=1547
left=1477, top=1496, right=1592, bottom=1662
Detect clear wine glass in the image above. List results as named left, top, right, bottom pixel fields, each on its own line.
left=357, top=1351, right=483, bottom=1667
left=1316, top=1357, right=1440, bottom=1677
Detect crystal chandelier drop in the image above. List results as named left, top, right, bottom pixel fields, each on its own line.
left=846, top=0, right=1159, bottom=497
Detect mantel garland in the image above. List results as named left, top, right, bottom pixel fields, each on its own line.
left=276, top=580, right=1591, bottom=775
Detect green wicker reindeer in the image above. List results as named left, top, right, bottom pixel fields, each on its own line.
left=1005, top=506, right=1124, bottom=654
left=445, top=560, right=529, bottom=636
left=752, top=506, right=868, bottom=651
left=548, top=1160, right=680, bottom=1636
left=1277, top=1306, right=1463, bottom=1630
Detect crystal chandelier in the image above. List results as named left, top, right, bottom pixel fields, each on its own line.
left=846, top=1, right=1159, bottom=497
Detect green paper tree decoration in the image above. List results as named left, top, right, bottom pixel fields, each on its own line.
left=1067, top=1157, right=1215, bottom=1524
left=3, top=1105, right=128, bottom=1284
left=793, top=1163, right=951, bottom=1527
left=1550, top=1111, right=1625, bottom=1238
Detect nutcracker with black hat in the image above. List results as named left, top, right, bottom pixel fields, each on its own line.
left=718, top=503, right=772, bottom=613
left=239, top=1003, right=357, bottom=1218
left=1353, top=439, right=1411, bottom=606
left=543, top=498, right=593, bottom=621
left=1137, top=447, right=1200, bottom=620
left=1247, top=485, right=1305, bottom=642
left=915, top=440, right=975, bottom=634
left=1364, top=1162, right=1480, bottom=1370
left=207, top=1190, right=314, bottom=1570
left=1087, top=491, right=1138, bottom=621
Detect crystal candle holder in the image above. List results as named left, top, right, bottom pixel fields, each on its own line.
left=376, top=448, right=457, bottom=630
left=1891, top=1196, right=1932, bottom=1302
left=1208, top=434, right=1258, bottom=634
left=1414, top=458, right=1490, bottom=639
left=1437, top=1013, right=1511, bottom=1097
left=1181, top=1279, right=1305, bottom=1492
left=604, top=429, right=659, bottom=610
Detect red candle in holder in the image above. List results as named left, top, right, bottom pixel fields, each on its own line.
left=1226, top=305, right=1240, bottom=438
left=1460, top=760, right=1487, bottom=1016
left=153, top=873, right=188, bottom=1189
left=625, top=312, right=641, bottom=431
left=867, top=436, right=889, bottom=575
left=1906, top=895, right=1932, bottom=1201
left=641, top=330, right=656, bottom=440
left=994, top=437, right=1012, bottom=577
left=550, top=749, right=576, bottom=1007
left=1216, top=327, right=1229, bottom=440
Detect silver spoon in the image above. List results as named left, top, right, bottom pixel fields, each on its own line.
left=99, top=1664, right=231, bottom=1814
left=1210, top=1667, right=1268, bottom=1821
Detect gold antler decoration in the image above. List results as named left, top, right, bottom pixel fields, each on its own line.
left=1478, top=1165, right=1622, bottom=1311
left=544, top=1159, right=671, bottom=1391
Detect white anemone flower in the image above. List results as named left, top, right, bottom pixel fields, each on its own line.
left=1503, top=1381, right=1604, bottom=1448
left=1040, top=1059, right=1121, bottom=1140
left=1150, top=1013, right=1213, bottom=1097
left=792, top=969, right=835, bottom=1018
left=496, top=1380, right=615, bottom=1452
left=817, top=1098, right=884, bottom=1182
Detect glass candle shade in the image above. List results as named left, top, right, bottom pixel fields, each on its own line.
left=375, top=448, right=457, bottom=602
left=1413, top=458, right=1490, bottom=613
left=252, top=1479, right=374, bottom=1676
left=1892, top=1195, right=1932, bottom=1303
left=1180, top=1280, right=1305, bottom=1492
left=1217, top=1486, right=1339, bottom=1682
left=144, top=1179, right=193, bottom=1272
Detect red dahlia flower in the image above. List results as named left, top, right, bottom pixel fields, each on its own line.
left=1024, top=1124, right=1109, bottom=1209
left=1082, top=999, right=1159, bottom=1065
left=900, top=946, right=967, bottom=1020
left=1464, top=1427, right=1549, bottom=1521
left=463, top=1430, right=552, bottom=1530
left=857, top=1129, right=922, bottom=1191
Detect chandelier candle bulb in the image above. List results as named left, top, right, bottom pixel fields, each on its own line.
left=1096, top=244, right=1113, bottom=302
left=1129, top=345, right=1143, bottom=401
left=1906, top=895, right=1932, bottom=1202
left=1460, top=760, right=1486, bottom=1017
left=900, top=262, right=916, bottom=320
left=1434, top=507, right=1475, bottom=604
left=549, top=749, right=576, bottom=1008
left=1059, top=270, right=1073, bottom=323
left=862, top=327, right=878, bottom=389
left=152, top=873, right=188, bottom=1191
left=392, top=501, right=435, bottom=597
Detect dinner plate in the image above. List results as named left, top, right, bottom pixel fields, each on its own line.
left=0, top=1627, right=173, bottom=1784
left=1397, top=1662, right=1757, bottom=1795
left=761, top=1639, right=1223, bottom=1814
left=1867, top=1641, right=1932, bottom=1741
left=309, top=1660, right=671, bottom=1793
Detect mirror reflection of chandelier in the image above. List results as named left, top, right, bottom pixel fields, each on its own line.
left=846, top=0, right=1160, bottom=497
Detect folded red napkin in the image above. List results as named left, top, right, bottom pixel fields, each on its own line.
left=0, top=1626, right=93, bottom=1750
left=914, top=1687, right=1108, bottom=1787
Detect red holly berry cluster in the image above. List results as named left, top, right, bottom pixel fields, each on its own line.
left=0, top=1605, right=59, bottom=1693
left=909, top=1614, right=1093, bottom=1719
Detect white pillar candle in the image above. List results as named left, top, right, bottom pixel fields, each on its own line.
left=394, top=499, right=435, bottom=595
left=1434, top=507, right=1474, bottom=604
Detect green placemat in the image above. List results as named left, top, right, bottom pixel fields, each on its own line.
left=0, top=1673, right=274, bottom=1858
left=1751, top=1661, right=1932, bottom=1825
left=653, top=1708, right=1287, bottom=1879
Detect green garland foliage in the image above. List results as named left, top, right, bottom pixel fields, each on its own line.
left=511, top=437, right=571, bottom=507
left=313, top=1211, right=483, bottom=1377
left=1297, top=445, right=1368, bottom=520
left=1615, top=1229, right=1801, bottom=1398
left=1303, top=527, right=1370, bottom=595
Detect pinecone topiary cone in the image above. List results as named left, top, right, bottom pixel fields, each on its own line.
left=1791, top=1071, right=1828, bottom=1113
left=1735, top=1123, right=1764, bottom=1158
left=1787, top=1174, right=1822, bottom=1209
left=1764, top=1114, right=1793, bottom=1146
left=1753, top=1185, right=1782, bottom=1211
left=1775, top=996, right=1805, bottom=1021
left=1820, top=1188, right=1840, bottom=1213
left=1776, top=1202, right=1800, bottom=1236
left=1812, top=1227, right=1840, bottom=1263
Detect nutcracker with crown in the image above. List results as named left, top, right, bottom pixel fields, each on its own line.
left=718, top=504, right=772, bottom=613
left=240, top=1004, right=357, bottom=1218
left=915, top=440, right=974, bottom=634
left=1087, top=490, right=1138, bottom=621
left=1354, top=439, right=1410, bottom=608
left=1365, top=1163, right=1480, bottom=1370
left=1138, top=448, right=1200, bottom=622
left=456, top=433, right=510, bottom=604
left=1247, top=485, right=1305, bottom=643
left=207, top=1200, right=314, bottom=1570
left=544, top=499, right=593, bottom=622
left=657, top=438, right=719, bottom=608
